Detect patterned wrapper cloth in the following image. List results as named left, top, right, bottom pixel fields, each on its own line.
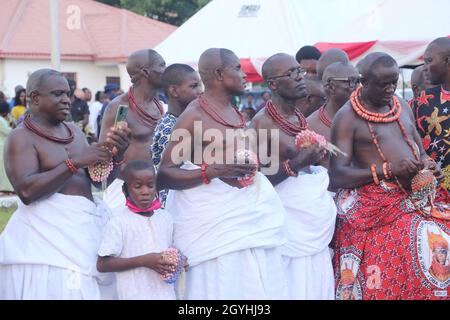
left=332, top=175, right=450, bottom=300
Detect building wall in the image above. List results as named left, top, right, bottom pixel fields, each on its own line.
left=0, top=59, right=121, bottom=99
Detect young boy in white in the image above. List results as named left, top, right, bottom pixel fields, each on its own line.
left=97, top=160, right=178, bottom=300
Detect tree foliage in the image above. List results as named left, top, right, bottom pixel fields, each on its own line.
left=96, top=0, right=211, bottom=26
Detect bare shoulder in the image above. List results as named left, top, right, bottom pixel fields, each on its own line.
left=250, top=108, right=272, bottom=130
left=104, top=93, right=128, bottom=115
left=6, top=125, right=34, bottom=147
left=307, top=109, right=321, bottom=129
left=66, top=121, right=89, bottom=143
left=334, top=101, right=356, bottom=125
left=171, top=99, right=203, bottom=131
left=177, top=99, right=203, bottom=122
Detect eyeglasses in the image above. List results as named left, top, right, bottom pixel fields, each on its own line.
left=434, top=248, right=448, bottom=254
left=267, top=67, right=307, bottom=81
left=328, top=77, right=361, bottom=87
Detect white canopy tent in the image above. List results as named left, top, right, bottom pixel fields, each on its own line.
left=156, top=0, right=450, bottom=82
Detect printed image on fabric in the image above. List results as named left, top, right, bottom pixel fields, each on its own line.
left=335, top=189, right=360, bottom=217
left=413, top=219, right=450, bottom=291
left=335, top=253, right=362, bottom=300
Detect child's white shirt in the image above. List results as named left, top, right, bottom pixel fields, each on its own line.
left=98, top=207, right=176, bottom=300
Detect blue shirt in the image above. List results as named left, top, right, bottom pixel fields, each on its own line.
left=151, top=113, right=178, bottom=206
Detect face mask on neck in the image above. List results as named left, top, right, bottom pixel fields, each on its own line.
left=125, top=197, right=161, bottom=214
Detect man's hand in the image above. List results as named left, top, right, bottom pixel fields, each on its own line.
left=422, top=158, right=443, bottom=180
left=290, top=143, right=327, bottom=172
left=71, top=143, right=113, bottom=169
left=390, top=158, right=423, bottom=179
left=140, top=253, right=176, bottom=275
left=205, top=163, right=258, bottom=180
left=105, top=123, right=131, bottom=160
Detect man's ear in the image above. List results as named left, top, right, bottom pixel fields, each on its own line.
left=360, top=76, right=368, bottom=86
left=168, top=85, right=178, bottom=98
left=324, top=81, right=334, bottom=94
left=267, top=80, right=277, bottom=92
left=412, top=84, right=418, bottom=97
left=29, top=91, right=39, bottom=106
left=141, top=67, right=151, bottom=78
left=214, top=68, right=224, bottom=81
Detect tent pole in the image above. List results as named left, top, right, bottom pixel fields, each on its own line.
left=50, top=0, right=61, bottom=71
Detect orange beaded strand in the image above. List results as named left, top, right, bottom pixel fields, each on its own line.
left=351, top=87, right=421, bottom=192
left=371, top=164, right=380, bottom=185
left=350, top=87, right=401, bottom=123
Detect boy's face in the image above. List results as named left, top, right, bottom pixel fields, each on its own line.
left=126, top=169, right=156, bottom=209
left=175, top=72, right=203, bottom=108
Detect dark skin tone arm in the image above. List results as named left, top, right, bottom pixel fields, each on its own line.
left=250, top=113, right=326, bottom=186
left=329, top=105, right=385, bottom=189
left=91, top=124, right=131, bottom=189
left=97, top=253, right=175, bottom=275
left=157, top=104, right=258, bottom=191
left=5, top=124, right=130, bottom=205
left=329, top=103, right=424, bottom=190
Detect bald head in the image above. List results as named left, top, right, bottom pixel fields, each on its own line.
left=427, top=37, right=450, bottom=53
left=316, top=48, right=350, bottom=80
left=262, top=53, right=295, bottom=80
left=322, top=62, right=359, bottom=83
left=358, top=52, right=397, bottom=79
left=424, top=37, right=450, bottom=85
left=198, top=48, right=238, bottom=83
left=126, top=49, right=163, bottom=79
left=128, top=49, right=159, bottom=68
left=26, top=69, right=64, bottom=98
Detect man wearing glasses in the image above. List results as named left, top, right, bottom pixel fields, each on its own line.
left=308, top=61, right=360, bottom=170
left=251, top=53, right=336, bottom=300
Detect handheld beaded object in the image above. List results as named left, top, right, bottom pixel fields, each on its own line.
left=235, top=149, right=259, bottom=187
left=410, top=169, right=438, bottom=213
left=295, top=129, right=347, bottom=157
left=161, top=248, right=189, bottom=284
left=88, top=106, right=128, bottom=185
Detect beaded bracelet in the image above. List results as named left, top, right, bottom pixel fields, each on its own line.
left=382, top=162, right=392, bottom=180
left=371, top=164, right=380, bottom=185
left=283, top=160, right=298, bottom=177
left=65, top=159, right=78, bottom=174
left=387, top=162, right=393, bottom=179
left=201, top=163, right=210, bottom=184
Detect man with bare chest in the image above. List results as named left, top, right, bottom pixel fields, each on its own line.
left=330, top=53, right=450, bottom=300
left=308, top=62, right=359, bottom=170
left=0, top=69, right=130, bottom=299
left=250, top=53, right=336, bottom=299
left=100, top=49, right=166, bottom=210
left=157, top=48, right=288, bottom=300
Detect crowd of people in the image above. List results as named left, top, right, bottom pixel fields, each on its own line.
left=0, top=36, right=449, bottom=300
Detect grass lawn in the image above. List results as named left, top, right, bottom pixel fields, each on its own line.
left=0, top=204, right=16, bottom=233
